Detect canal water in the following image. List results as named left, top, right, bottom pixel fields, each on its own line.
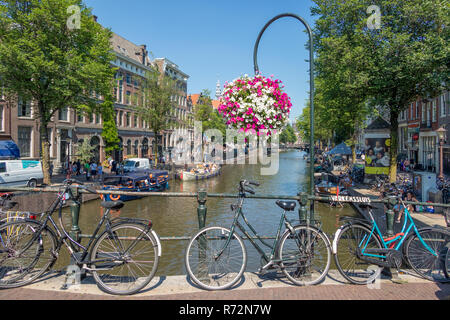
left=61, top=150, right=358, bottom=276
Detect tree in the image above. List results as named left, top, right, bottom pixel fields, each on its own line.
left=312, top=0, right=449, bottom=181
left=194, top=89, right=226, bottom=137
left=0, top=0, right=115, bottom=184
left=280, top=124, right=297, bottom=145
left=101, top=96, right=120, bottom=158
left=136, top=67, right=177, bottom=165
left=75, top=138, right=95, bottom=164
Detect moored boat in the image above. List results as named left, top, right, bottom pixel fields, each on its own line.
left=177, top=164, right=221, bottom=181
left=101, top=170, right=169, bottom=202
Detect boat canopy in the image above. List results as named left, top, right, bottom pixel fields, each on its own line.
left=0, top=140, right=20, bottom=159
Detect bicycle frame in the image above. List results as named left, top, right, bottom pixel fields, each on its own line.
left=216, top=195, right=297, bottom=265
left=359, top=201, right=438, bottom=259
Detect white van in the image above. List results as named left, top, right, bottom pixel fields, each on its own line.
left=123, top=158, right=151, bottom=173
left=0, top=160, right=44, bottom=187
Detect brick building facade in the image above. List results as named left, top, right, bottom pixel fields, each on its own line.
left=0, top=29, right=192, bottom=172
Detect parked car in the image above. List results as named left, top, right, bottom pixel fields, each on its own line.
left=123, top=158, right=151, bottom=173
left=0, top=160, right=43, bottom=187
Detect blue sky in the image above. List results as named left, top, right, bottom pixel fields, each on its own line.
left=84, top=0, right=316, bottom=121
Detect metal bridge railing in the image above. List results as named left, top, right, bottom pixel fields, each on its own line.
left=0, top=186, right=449, bottom=241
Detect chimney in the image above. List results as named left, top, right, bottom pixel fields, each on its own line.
left=140, top=45, right=147, bottom=65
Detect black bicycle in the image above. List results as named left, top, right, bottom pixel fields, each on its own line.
left=185, top=180, right=331, bottom=290
left=0, top=179, right=161, bottom=295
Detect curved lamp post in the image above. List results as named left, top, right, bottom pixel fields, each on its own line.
left=253, top=13, right=315, bottom=217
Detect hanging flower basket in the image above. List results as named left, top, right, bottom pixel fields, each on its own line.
left=218, top=74, right=292, bottom=136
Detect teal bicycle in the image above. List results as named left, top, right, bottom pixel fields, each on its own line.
left=332, top=197, right=449, bottom=284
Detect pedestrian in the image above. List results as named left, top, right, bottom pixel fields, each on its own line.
left=90, top=161, right=97, bottom=180
left=84, top=162, right=91, bottom=181
left=397, top=192, right=419, bottom=223
left=97, top=162, right=103, bottom=181
left=49, top=163, right=54, bottom=178
left=111, top=160, right=117, bottom=175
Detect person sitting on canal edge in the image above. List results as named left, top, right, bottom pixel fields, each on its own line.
left=396, top=191, right=419, bottom=223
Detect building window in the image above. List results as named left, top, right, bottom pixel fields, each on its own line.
left=96, top=113, right=100, bottom=124
left=126, top=74, right=131, bottom=85
left=89, top=113, right=94, bottom=123
left=427, top=103, right=431, bottom=127
left=58, top=107, right=68, bottom=121
left=422, top=103, right=426, bottom=124
left=134, top=140, right=138, bottom=155
left=441, top=94, right=446, bottom=117
left=0, top=106, right=3, bottom=131
left=126, top=91, right=131, bottom=105
left=76, top=111, right=84, bottom=123
left=134, top=114, right=138, bottom=128
left=126, top=112, right=130, bottom=127
left=18, top=126, right=32, bottom=157
left=127, top=139, right=132, bottom=155
left=18, top=97, right=31, bottom=117
left=119, top=111, right=123, bottom=127
left=432, top=100, right=436, bottom=123
left=119, top=80, right=123, bottom=104
left=416, top=102, right=419, bottom=119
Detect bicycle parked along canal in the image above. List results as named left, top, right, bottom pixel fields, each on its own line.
left=332, top=196, right=449, bottom=285
left=0, top=179, right=161, bottom=295
left=185, top=180, right=331, bottom=290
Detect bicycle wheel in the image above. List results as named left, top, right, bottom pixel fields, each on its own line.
left=334, top=223, right=384, bottom=285
left=278, top=225, right=331, bottom=286
left=90, top=223, right=159, bottom=295
left=404, top=228, right=450, bottom=281
left=0, top=220, right=57, bottom=288
left=185, top=226, right=246, bottom=290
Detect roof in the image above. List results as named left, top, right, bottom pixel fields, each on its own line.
left=189, top=94, right=201, bottom=106
left=212, top=100, right=221, bottom=109
left=111, top=33, right=150, bottom=66
left=366, top=117, right=391, bottom=131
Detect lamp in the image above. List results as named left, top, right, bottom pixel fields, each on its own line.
left=437, top=126, right=446, bottom=141
left=436, top=126, right=446, bottom=179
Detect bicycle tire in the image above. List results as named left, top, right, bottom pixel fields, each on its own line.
left=404, top=228, right=450, bottom=282
left=185, top=226, right=247, bottom=291
left=278, top=225, right=331, bottom=286
left=0, top=220, right=57, bottom=288
left=333, top=223, right=384, bottom=285
left=90, top=223, right=159, bottom=295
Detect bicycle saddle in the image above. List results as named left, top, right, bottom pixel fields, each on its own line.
left=101, top=201, right=125, bottom=210
left=276, top=201, right=296, bottom=211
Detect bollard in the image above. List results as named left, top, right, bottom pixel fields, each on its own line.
left=385, top=196, right=397, bottom=237
left=196, top=189, right=208, bottom=282
left=69, top=187, right=82, bottom=247
left=298, top=192, right=309, bottom=222
left=197, top=189, right=208, bottom=229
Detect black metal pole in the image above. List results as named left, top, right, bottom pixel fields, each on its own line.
left=253, top=13, right=315, bottom=217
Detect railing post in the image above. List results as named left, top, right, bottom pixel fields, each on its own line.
left=197, top=189, right=208, bottom=229
left=69, top=187, right=82, bottom=246
left=386, top=196, right=397, bottom=237
left=298, top=192, right=309, bottom=222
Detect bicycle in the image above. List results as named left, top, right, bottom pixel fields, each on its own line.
left=332, top=197, right=449, bottom=284
left=0, top=179, right=161, bottom=295
left=185, top=180, right=331, bottom=290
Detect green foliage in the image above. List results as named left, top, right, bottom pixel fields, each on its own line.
left=0, top=0, right=116, bottom=183
left=311, top=0, right=449, bottom=180
left=75, top=138, right=95, bottom=164
left=280, top=124, right=297, bottom=144
left=101, top=96, right=120, bottom=157
left=135, top=66, right=177, bottom=161
left=194, top=89, right=227, bottom=137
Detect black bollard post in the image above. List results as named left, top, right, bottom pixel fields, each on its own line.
left=197, top=189, right=208, bottom=282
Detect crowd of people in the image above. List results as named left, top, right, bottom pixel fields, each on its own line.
left=68, top=160, right=104, bottom=181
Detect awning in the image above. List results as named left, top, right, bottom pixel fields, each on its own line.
left=0, top=140, right=20, bottom=159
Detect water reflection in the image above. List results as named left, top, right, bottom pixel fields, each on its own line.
left=61, top=150, right=358, bottom=276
